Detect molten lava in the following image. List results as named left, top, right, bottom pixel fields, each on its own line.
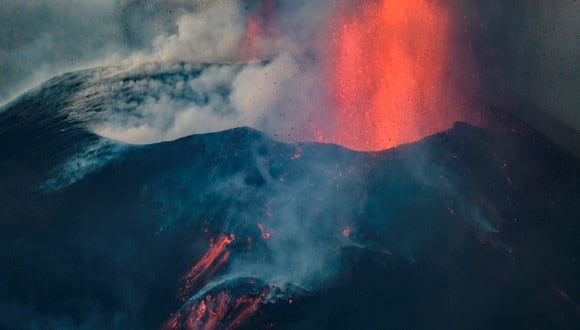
left=167, top=235, right=271, bottom=329
left=324, top=0, right=466, bottom=151
left=165, top=288, right=268, bottom=330
left=179, top=234, right=234, bottom=299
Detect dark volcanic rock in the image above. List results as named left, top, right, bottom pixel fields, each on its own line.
left=0, top=67, right=579, bottom=330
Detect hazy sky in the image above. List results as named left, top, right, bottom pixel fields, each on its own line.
left=0, top=1, right=124, bottom=102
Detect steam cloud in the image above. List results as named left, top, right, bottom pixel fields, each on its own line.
left=102, top=0, right=333, bottom=145
left=92, top=55, right=301, bottom=144
left=1, top=0, right=334, bottom=146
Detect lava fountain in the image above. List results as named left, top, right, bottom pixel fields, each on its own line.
left=322, top=0, right=467, bottom=151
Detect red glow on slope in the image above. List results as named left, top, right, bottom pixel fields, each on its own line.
left=165, top=288, right=268, bottom=330
left=323, top=0, right=467, bottom=151
left=166, top=235, right=269, bottom=329
left=227, top=290, right=267, bottom=329
left=178, top=234, right=234, bottom=299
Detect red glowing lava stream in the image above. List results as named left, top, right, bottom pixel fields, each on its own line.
left=165, top=288, right=268, bottom=330
left=323, top=0, right=466, bottom=151
left=178, top=234, right=234, bottom=300
left=166, top=234, right=272, bottom=330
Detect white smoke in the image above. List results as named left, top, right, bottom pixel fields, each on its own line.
left=79, top=0, right=332, bottom=145
left=0, top=0, right=342, bottom=150
left=90, top=54, right=300, bottom=144
left=149, top=0, right=247, bottom=63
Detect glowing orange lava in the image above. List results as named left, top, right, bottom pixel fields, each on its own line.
left=165, top=288, right=268, bottom=330
left=324, top=0, right=466, bottom=151
left=179, top=234, right=234, bottom=299
left=167, top=234, right=270, bottom=329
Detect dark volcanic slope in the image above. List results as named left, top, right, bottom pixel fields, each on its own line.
left=0, top=69, right=579, bottom=330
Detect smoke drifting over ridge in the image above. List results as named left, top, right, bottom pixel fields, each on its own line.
left=99, top=0, right=338, bottom=147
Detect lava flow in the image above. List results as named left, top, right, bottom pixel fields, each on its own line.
left=178, top=234, right=235, bottom=300
left=165, top=288, right=268, bottom=330
left=322, top=0, right=466, bottom=151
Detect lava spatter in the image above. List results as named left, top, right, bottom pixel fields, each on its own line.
left=323, top=0, right=466, bottom=151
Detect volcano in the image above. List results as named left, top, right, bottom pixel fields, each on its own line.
left=0, top=66, right=579, bottom=330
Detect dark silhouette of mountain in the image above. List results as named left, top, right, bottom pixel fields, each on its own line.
left=0, top=67, right=579, bottom=329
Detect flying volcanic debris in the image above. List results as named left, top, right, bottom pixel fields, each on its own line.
left=319, top=0, right=472, bottom=151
